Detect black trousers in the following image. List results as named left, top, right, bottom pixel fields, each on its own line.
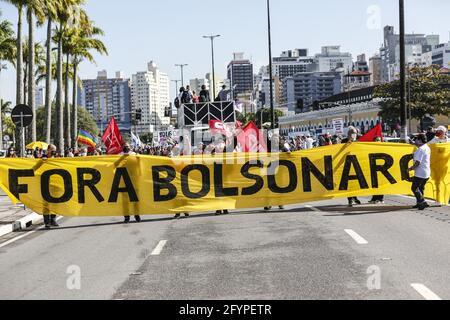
left=371, top=195, right=385, bottom=201
left=411, top=177, right=429, bottom=204
left=43, top=215, right=56, bottom=224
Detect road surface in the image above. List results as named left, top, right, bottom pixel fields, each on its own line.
left=0, top=195, right=448, bottom=300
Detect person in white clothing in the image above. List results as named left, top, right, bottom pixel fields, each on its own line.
left=428, top=126, right=449, bottom=144
left=408, top=134, right=431, bottom=211
left=305, top=136, right=314, bottom=150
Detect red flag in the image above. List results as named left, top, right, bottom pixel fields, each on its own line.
left=102, top=117, right=125, bottom=155
left=209, top=120, right=234, bottom=139
left=358, top=123, right=384, bottom=142
left=237, top=121, right=267, bottom=153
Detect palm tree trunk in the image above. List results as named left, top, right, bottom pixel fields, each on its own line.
left=45, top=17, right=52, bottom=144
left=72, top=60, right=78, bottom=148
left=0, top=99, right=3, bottom=146
left=16, top=5, right=23, bottom=106
left=27, top=9, right=36, bottom=142
left=64, top=52, right=71, bottom=148
left=56, top=25, right=64, bottom=152
left=23, top=61, right=27, bottom=104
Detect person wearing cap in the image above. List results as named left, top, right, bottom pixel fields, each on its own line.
left=341, top=127, right=362, bottom=207
left=428, top=126, right=449, bottom=144
left=409, top=134, right=431, bottom=210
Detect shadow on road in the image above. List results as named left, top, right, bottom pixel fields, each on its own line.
left=319, top=205, right=415, bottom=216
left=30, top=207, right=313, bottom=232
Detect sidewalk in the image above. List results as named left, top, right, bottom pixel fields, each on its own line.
left=0, top=191, right=42, bottom=237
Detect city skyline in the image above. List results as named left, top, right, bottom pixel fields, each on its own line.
left=1, top=0, right=450, bottom=103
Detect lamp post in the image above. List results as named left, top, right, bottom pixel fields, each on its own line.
left=203, top=34, right=221, bottom=100
left=267, top=0, right=275, bottom=130
left=175, top=64, right=188, bottom=87
left=399, top=0, right=408, bottom=141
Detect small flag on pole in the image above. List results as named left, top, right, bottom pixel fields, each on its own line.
left=77, top=129, right=97, bottom=148
left=131, top=132, right=143, bottom=147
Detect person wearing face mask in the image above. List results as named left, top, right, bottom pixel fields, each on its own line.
left=428, top=126, right=449, bottom=144
left=43, top=144, right=60, bottom=228
left=409, top=134, right=431, bottom=211
left=341, top=127, right=362, bottom=207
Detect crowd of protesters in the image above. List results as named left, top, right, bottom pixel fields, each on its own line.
left=3, top=124, right=448, bottom=225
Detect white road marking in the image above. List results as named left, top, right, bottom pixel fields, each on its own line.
left=151, top=240, right=167, bottom=256
left=0, top=217, right=64, bottom=249
left=344, top=229, right=369, bottom=245
left=411, top=283, right=442, bottom=300
left=305, top=205, right=322, bottom=212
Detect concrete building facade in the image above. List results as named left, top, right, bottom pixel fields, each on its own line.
left=131, top=62, right=170, bottom=135
left=78, top=70, right=132, bottom=134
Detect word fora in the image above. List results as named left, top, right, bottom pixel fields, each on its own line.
left=8, top=153, right=414, bottom=204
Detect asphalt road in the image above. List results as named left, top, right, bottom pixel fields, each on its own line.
left=0, top=195, right=448, bottom=300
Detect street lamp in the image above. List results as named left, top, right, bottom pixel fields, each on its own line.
left=399, top=0, right=408, bottom=141
left=171, top=79, right=181, bottom=99
left=175, top=64, right=188, bottom=87
left=203, top=34, right=221, bottom=100
left=267, top=0, right=275, bottom=130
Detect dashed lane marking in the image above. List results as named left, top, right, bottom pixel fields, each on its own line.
left=344, top=229, right=369, bottom=245
left=411, top=283, right=442, bottom=300
left=151, top=240, right=167, bottom=256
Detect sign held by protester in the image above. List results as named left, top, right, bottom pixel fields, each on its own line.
left=0, top=143, right=449, bottom=217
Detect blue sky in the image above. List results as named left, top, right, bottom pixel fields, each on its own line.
left=1, top=0, right=450, bottom=103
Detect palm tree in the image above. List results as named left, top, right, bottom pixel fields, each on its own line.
left=0, top=11, right=16, bottom=144
left=0, top=99, right=12, bottom=144
left=22, top=40, right=45, bottom=103
left=54, top=0, right=83, bottom=151
left=67, top=16, right=107, bottom=147
left=0, top=11, right=16, bottom=66
left=26, top=0, right=46, bottom=142
left=2, top=0, right=26, bottom=106
left=42, top=0, right=58, bottom=144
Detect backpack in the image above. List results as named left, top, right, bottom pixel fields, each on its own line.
left=174, top=97, right=180, bottom=109
left=181, top=91, right=192, bottom=104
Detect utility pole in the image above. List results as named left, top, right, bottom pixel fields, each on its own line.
left=175, top=64, right=188, bottom=87
left=267, top=0, right=275, bottom=130
left=203, top=35, right=221, bottom=100
left=399, top=0, right=408, bottom=141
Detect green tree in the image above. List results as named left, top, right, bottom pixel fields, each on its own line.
left=2, top=0, right=26, bottom=106
left=67, top=18, right=107, bottom=147
left=35, top=104, right=98, bottom=143
left=254, top=108, right=284, bottom=128
left=375, top=65, right=450, bottom=130
left=0, top=11, right=16, bottom=65
left=54, top=0, right=84, bottom=152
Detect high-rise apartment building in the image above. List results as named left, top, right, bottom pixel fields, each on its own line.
left=227, top=53, right=254, bottom=98
left=284, top=71, right=343, bottom=112
left=131, top=61, right=170, bottom=135
left=78, top=70, right=131, bottom=133
left=315, top=46, right=353, bottom=73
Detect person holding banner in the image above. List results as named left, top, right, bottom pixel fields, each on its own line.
left=43, top=144, right=60, bottom=229
left=409, top=134, right=431, bottom=211
left=342, top=127, right=362, bottom=207
left=121, top=144, right=141, bottom=223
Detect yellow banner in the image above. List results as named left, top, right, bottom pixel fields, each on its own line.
left=0, top=143, right=448, bottom=217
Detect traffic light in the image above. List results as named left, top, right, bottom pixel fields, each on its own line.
left=313, top=101, right=320, bottom=111
left=135, top=109, right=142, bottom=121
left=295, top=99, right=304, bottom=114
left=164, top=106, right=171, bottom=118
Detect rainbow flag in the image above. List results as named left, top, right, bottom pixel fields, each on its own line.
left=77, top=129, right=97, bottom=148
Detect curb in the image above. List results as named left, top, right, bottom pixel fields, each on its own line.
left=0, top=212, right=42, bottom=238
